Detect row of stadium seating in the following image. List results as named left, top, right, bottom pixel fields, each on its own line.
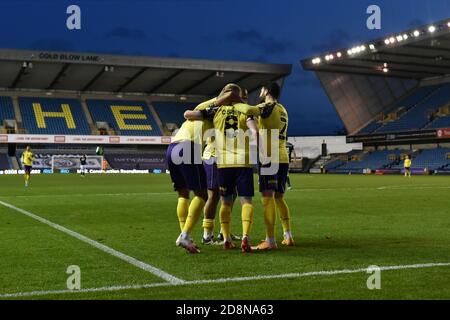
left=426, top=114, right=450, bottom=129
left=333, top=150, right=402, bottom=173
left=0, top=96, right=15, bottom=125
left=324, top=150, right=361, bottom=171
left=87, top=99, right=162, bottom=136
left=357, top=83, right=450, bottom=135
left=326, top=148, right=450, bottom=173
left=19, top=97, right=91, bottom=135
left=0, top=153, right=11, bottom=170
left=152, top=101, right=197, bottom=130
left=390, top=148, right=450, bottom=171
left=0, top=96, right=194, bottom=136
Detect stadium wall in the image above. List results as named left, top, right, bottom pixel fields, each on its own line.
left=288, top=136, right=362, bottom=159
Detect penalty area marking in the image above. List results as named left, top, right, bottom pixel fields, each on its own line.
left=0, top=262, right=449, bottom=298
left=0, top=199, right=184, bottom=285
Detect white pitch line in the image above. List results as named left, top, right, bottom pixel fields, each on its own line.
left=0, top=200, right=184, bottom=285
left=1, top=262, right=449, bottom=298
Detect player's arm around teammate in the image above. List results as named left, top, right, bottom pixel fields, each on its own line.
left=171, top=84, right=243, bottom=253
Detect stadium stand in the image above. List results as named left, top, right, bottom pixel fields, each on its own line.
left=390, top=148, right=450, bottom=171
left=324, top=158, right=346, bottom=171
left=0, top=96, right=15, bottom=128
left=426, top=115, right=450, bottom=129
left=0, top=153, right=11, bottom=170
left=324, top=150, right=362, bottom=171
left=358, top=121, right=383, bottom=135
left=152, top=101, right=197, bottom=130
left=377, top=84, right=450, bottom=133
left=332, top=150, right=402, bottom=173
left=86, top=99, right=162, bottom=136
left=357, top=85, right=446, bottom=134
left=19, top=97, right=91, bottom=135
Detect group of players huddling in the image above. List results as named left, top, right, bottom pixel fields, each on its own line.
left=166, top=82, right=294, bottom=254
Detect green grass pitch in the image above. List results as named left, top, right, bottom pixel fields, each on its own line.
left=0, top=173, right=449, bottom=300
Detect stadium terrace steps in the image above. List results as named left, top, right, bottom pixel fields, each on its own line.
left=0, top=96, right=16, bottom=124
left=324, top=150, right=363, bottom=171
left=152, top=101, right=198, bottom=129
left=377, top=84, right=450, bottom=133
left=390, top=148, right=450, bottom=170
left=356, top=84, right=449, bottom=135
left=358, top=121, right=383, bottom=135
left=19, top=97, right=91, bottom=135
left=86, top=99, right=162, bottom=136
left=2, top=95, right=193, bottom=137
left=425, top=115, right=450, bottom=129
left=329, top=150, right=402, bottom=173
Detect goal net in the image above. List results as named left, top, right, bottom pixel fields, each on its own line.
left=51, top=155, right=104, bottom=173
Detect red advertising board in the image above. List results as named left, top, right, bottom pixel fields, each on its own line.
left=437, top=129, right=450, bottom=138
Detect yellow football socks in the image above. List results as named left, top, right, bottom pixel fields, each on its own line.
left=219, top=204, right=232, bottom=240
left=182, top=197, right=205, bottom=234
left=202, top=218, right=215, bottom=237
left=241, top=203, right=254, bottom=238
left=275, top=197, right=291, bottom=234
left=176, top=197, right=190, bottom=231
left=262, top=197, right=276, bottom=239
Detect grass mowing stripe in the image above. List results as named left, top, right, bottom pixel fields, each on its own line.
left=4, top=185, right=449, bottom=199
left=1, top=262, right=449, bottom=298
left=2, top=192, right=174, bottom=198
left=0, top=199, right=184, bottom=285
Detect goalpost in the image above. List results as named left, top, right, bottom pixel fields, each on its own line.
left=51, top=155, right=104, bottom=173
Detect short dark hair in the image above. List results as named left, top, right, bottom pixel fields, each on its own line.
left=263, top=82, right=281, bottom=99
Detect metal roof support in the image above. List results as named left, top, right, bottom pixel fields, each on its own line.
left=47, top=63, right=70, bottom=90
left=179, top=71, right=217, bottom=95
left=116, top=67, right=148, bottom=92
left=82, top=68, right=106, bottom=92
left=10, top=65, right=27, bottom=89
left=148, top=69, right=184, bottom=93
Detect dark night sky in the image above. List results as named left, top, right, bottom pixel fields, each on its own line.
left=0, top=0, right=449, bottom=135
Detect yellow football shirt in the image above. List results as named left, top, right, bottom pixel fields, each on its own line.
left=258, top=103, right=289, bottom=164
left=22, top=151, right=35, bottom=166
left=404, top=158, right=412, bottom=168
left=213, top=105, right=254, bottom=168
